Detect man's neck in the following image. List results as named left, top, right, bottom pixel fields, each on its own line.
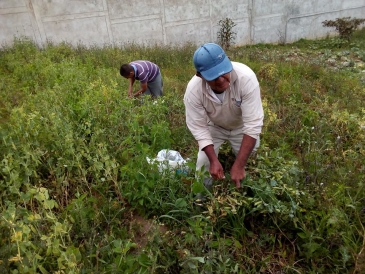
left=212, top=89, right=225, bottom=94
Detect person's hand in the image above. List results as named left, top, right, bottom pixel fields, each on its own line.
left=230, top=162, right=246, bottom=188
left=127, top=88, right=133, bottom=97
left=209, top=160, right=224, bottom=180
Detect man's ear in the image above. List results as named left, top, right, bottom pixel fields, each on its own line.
left=195, top=72, right=202, bottom=78
left=129, top=71, right=135, bottom=78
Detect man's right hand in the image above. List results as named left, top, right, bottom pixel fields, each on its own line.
left=203, top=145, right=224, bottom=180
left=127, top=88, right=133, bottom=97
left=209, top=160, right=224, bottom=180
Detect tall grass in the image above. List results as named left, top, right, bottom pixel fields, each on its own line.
left=0, top=30, right=365, bottom=273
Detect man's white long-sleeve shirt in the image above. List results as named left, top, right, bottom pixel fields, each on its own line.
left=184, top=62, right=264, bottom=150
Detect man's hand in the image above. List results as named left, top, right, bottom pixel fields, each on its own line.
left=127, top=87, right=133, bottom=98
left=128, top=78, right=134, bottom=97
left=132, top=90, right=144, bottom=97
left=209, top=159, right=224, bottom=180
left=230, top=135, right=257, bottom=188
left=131, top=82, right=148, bottom=98
left=230, top=163, right=245, bottom=188
left=203, top=145, right=224, bottom=180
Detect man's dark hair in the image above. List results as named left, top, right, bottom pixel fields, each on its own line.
left=120, top=64, right=133, bottom=76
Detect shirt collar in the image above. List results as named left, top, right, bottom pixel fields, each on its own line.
left=131, top=64, right=137, bottom=75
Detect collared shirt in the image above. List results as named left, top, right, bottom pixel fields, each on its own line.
left=130, top=60, right=160, bottom=83
left=207, top=85, right=225, bottom=103
left=184, top=62, right=264, bottom=150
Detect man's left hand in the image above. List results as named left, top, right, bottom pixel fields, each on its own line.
left=230, top=163, right=246, bottom=188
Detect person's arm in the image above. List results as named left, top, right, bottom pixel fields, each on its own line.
left=184, top=77, right=226, bottom=179
left=184, top=78, right=213, bottom=150
left=132, top=82, right=148, bottom=98
left=230, top=135, right=257, bottom=188
left=202, top=144, right=224, bottom=180
left=230, top=77, right=263, bottom=187
left=128, top=78, right=135, bottom=97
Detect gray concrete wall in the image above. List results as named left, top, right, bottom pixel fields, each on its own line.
left=1, top=0, right=365, bottom=48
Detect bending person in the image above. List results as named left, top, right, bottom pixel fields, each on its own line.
left=120, top=60, right=163, bottom=98
left=184, top=43, right=264, bottom=189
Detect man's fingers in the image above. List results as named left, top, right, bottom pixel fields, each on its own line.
left=211, top=173, right=225, bottom=180
left=217, top=172, right=225, bottom=179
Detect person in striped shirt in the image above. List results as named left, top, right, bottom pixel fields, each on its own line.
left=120, top=60, right=163, bottom=98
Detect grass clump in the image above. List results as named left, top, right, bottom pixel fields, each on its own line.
left=1, top=30, right=365, bottom=273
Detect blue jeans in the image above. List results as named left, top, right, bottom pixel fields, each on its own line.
left=143, top=73, right=163, bottom=98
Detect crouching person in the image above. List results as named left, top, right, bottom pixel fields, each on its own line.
left=183, top=43, right=264, bottom=190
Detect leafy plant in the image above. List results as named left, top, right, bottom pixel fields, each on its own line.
left=217, top=18, right=237, bottom=50
left=322, top=17, right=365, bottom=42
left=1, top=29, right=365, bottom=273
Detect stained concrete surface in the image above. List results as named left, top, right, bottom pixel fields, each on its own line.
left=0, top=0, right=364, bottom=48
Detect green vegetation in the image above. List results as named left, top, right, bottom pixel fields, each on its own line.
left=322, top=17, right=365, bottom=43
left=217, top=17, right=237, bottom=50
left=1, top=28, right=365, bottom=273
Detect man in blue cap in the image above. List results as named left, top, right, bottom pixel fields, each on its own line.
left=184, top=43, right=264, bottom=189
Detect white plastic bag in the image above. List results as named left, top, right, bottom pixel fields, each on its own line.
left=146, top=149, right=189, bottom=174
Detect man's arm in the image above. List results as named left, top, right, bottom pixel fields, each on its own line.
left=184, top=77, right=214, bottom=150
left=132, top=82, right=148, bottom=97
left=230, top=134, right=257, bottom=188
left=231, top=75, right=264, bottom=187
left=202, top=144, right=224, bottom=180
left=128, top=78, right=135, bottom=97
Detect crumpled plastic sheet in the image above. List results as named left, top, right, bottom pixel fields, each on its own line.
left=146, top=149, right=189, bottom=174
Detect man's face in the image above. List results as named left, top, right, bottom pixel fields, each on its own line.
left=205, top=72, right=231, bottom=93
left=122, top=71, right=134, bottom=79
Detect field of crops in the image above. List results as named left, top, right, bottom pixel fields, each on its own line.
left=1, top=29, right=365, bottom=273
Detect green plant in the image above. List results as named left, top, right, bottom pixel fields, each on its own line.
left=217, top=18, right=237, bottom=50
left=322, top=17, right=365, bottom=42
left=1, top=33, right=365, bottom=273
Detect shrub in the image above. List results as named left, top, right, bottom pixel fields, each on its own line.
left=322, top=17, right=365, bottom=42
left=217, top=18, right=237, bottom=50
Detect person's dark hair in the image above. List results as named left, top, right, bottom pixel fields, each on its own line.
left=120, top=64, right=133, bottom=76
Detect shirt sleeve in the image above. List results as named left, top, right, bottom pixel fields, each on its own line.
left=134, top=61, right=150, bottom=83
left=138, top=70, right=149, bottom=83
left=184, top=81, right=213, bottom=150
left=240, top=82, right=264, bottom=139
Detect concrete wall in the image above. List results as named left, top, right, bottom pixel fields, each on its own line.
left=1, top=0, right=365, bottom=48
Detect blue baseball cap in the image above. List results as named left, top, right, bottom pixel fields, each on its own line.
left=193, top=43, right=233, bottom=81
